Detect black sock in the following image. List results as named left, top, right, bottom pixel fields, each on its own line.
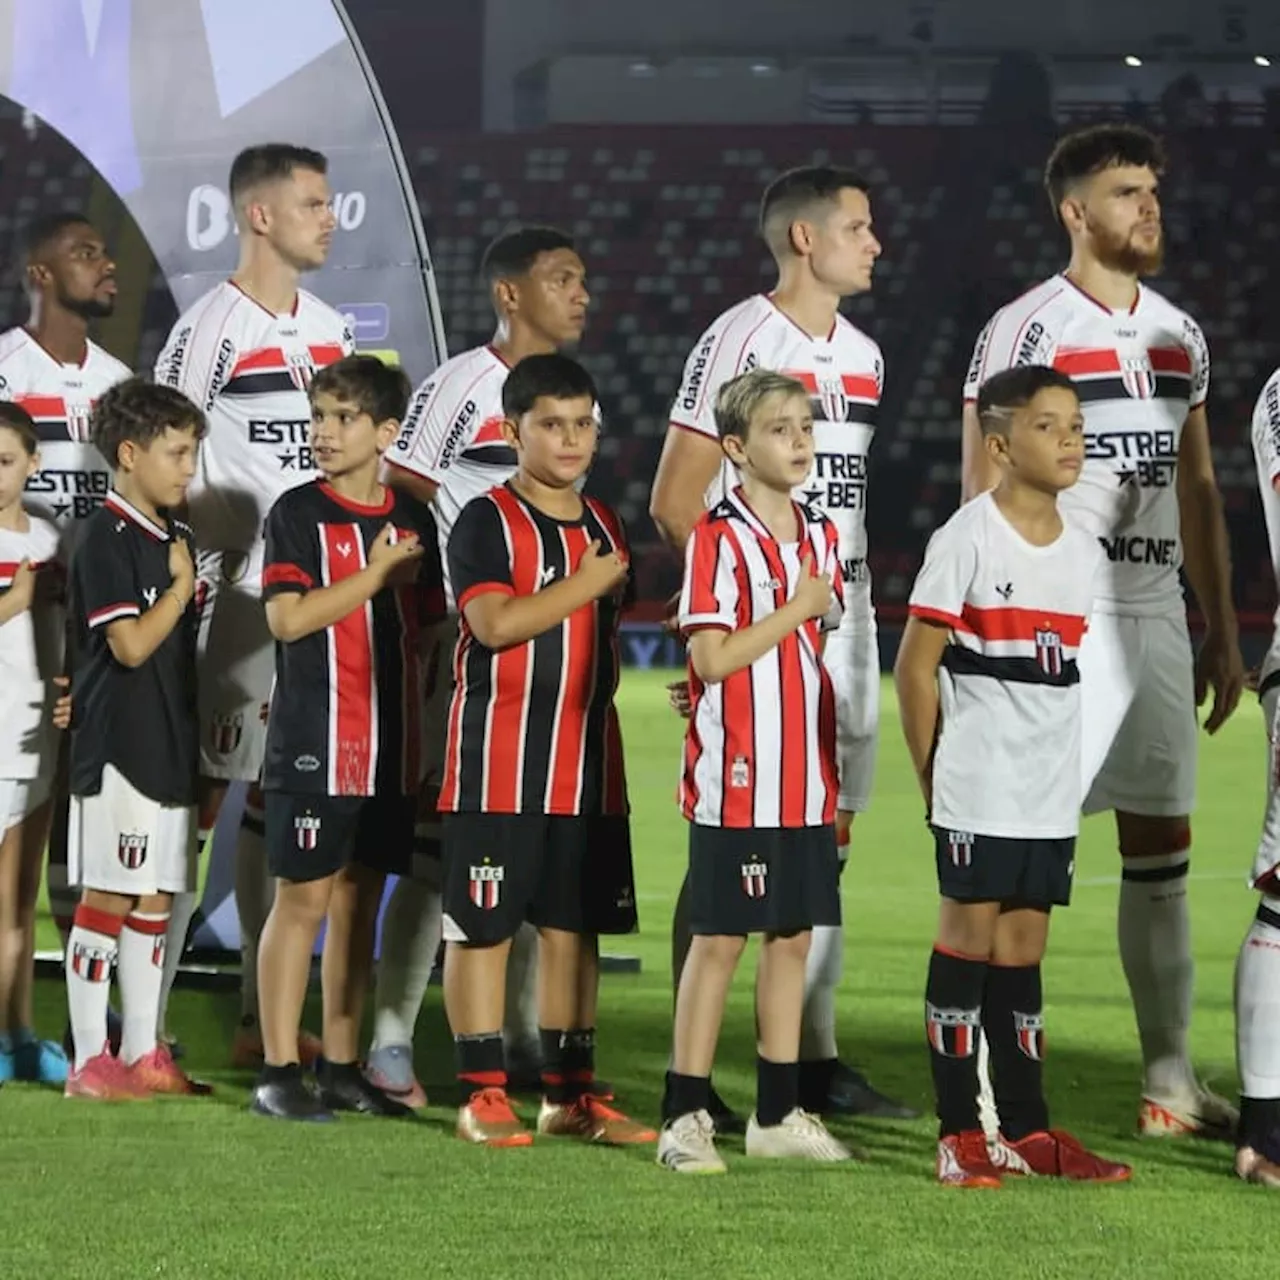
left=320, top=1059, right=360, bottom=1083
left=756, top=1055, right=798, bottom=1127
left=1239, top=1096, right=1280, bottom=1151
left=983, top=963, right=1049, bottom=1141
left=663, top=1070, right=711, bottom=1122
left=454, top=1032, right=506, bottom=1100
left=798, top=1056, right=837, bottom=1104
left=539, top=1028, right=576, bottom=1103
left=259, top=1062, right=302, bottom=1085
left=925, top=947, right=986, bottom=1137
left=564, top=1028, right=596, bottom=1095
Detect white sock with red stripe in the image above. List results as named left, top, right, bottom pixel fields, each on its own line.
left=117, top=912, right=169, bottom=1064
left=371, top=874, right=443, bottom=1052
left=235, top=800, right=273, bottom=1023
left=1237, top=897, right=1280, bottom=1100
left=65, top=905, right=123, bottom=1071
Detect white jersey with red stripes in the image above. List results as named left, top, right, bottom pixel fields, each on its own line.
left=908, top=492, right=1102, bottom=839
left=0, top=328, right=130, bottom=538
left=154, top=281, right=352, bottom=569
left=964, top=274, right=1208, bottom=616
left=670, top=293, right=883, bottom=625
left=0, top=515, right=62, bottom=778
left=678, top=486, right=844, bottom=829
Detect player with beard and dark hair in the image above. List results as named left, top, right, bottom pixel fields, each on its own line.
left=960, top=123, right=1245, bottom=1139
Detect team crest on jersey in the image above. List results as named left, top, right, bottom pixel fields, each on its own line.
left=71, top=941, right=112, bottom=982
left=66, top=402, right=92, bottom=441
left=1119, top=354, right=1156, bottom=400
left=1035, top=628, right=1063, bottom=676
left=118, top=833, right=148, bottom=869
left=947, top=831, right=973, bottom=868
left=285, top=350, right=317, bottom=392
left=1014, top=1011, right=1045, bottom=1061
left=730, top=756, right=750, bottom=789
left=295, top=814, right=321, bottom=851
left=469, top=862, right=504, bottom=909
left=211, top=713, right=244, bottom=756
left=816, top=375, right=849, bottom=424
left=741, top=860, right=768, bottom=898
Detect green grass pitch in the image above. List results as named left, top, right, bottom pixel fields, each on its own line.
left=0, top=669, right=1270, bottom=1279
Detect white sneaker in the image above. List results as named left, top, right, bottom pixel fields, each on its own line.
left=745, top=1108, right=855, bottom=1162
left=656, top=1109, right=726, bottom=1174
left=1139, top=1084, right=1238, bottom=1140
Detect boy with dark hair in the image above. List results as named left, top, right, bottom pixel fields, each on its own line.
left=251, top=355, right=442, bottom=1122
left=440, top=352, right=652, bottom=1148
left=897, top=365, right=1128, bottom=1186
left=658, top=368, right=853, bottom=1174
left=63, top=377, right=208, bottom=1099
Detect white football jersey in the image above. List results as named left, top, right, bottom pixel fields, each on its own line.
left=0, top=516, right=63, bottom=779
left=670, top=294, right=883, bottom=626
left=965, top=274, right=1208, bottom=617
left=908, top=493, right=1102, bottom=840
left=1253, top=370, right=1280, bottom=668
left=155, top=281, right=352, bottom=567
left=0, top=328, right=130, bottom=540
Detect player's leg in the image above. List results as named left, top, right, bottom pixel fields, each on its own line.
left=0, top=798, right=22, bottom=1081
left=1235, top=896, right=1280, bottom=1186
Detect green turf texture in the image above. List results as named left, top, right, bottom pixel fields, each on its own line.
left=0, top=669, right=1268, bottom=1279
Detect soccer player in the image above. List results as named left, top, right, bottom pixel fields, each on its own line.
left=648, top=166, right=911, bottom=1123
left=62, top=378, right=208, bottom=1098
left=960, top=123, right=1244, bottom=1136
left=440, top=353, right=652, bottom=1148
left=657, top=369, right=853, bottom=1174
left=250, top=355, right=440, bottom=1121
left=1234, top=367, right=1280, bottom=1186
left=372, top=226, right=590, bottom=1103
left=155, top=143, right=353, bottom=1068
left=0, top=404, right=67, bottom=1086
left=897, top=366, right=1129, bottom=1187
left=0, top=213, right=131, bottom=1080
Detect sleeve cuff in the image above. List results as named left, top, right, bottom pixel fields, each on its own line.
left=908, top=604, right=964, bottom=629
left=666, top=418, right=719, bottom=440
left=88, top=602, right=140, bottom=628
left=262, top=562, right=314, bottom=591
left=679, top=614, right=733, bottom=635
left=457, top=581, right=514, bottom=612
left=385, top=457, right=442, bottom=485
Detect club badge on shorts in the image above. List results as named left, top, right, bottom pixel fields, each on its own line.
left=741, top=859, right=768, bottom=898
left=295, top=814, right=321, bottom=851
left=118, top=833, right=148, bottom=869
left=469, top=861, right=503, bottom=909
left=947, top=831, right=973, bottom=868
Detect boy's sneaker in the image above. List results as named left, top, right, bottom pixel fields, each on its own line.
left=537, top=1093, right=658, bottom=1145
left=230, top=1018, right=323, bottom=1070
left=65, top=1048, right=151, bottom=1100
left=250, top=1065, right=333, bottom=1122
left=1236, top=1144, right=1280, bottom=1188
left=0, top=1036, right=13, bottom=1083
left=13, top=1034, right=69, bottom=1085
left=128, top=1044, right=214, bottom=1096
left=364, top=1044, right=427, bottom=1109
left=992, top=1129, right=1132, bottom=1182
left=317, top=1060, right=414, bottom=1117
left=745, top=1108, right=856, bottom=1162
left=457, top=1087, right=533, bottom=1147
left=656, top=1109, right=727, bottom=1174
left=1138, top=1085, right=1237, bottom=1140
left=936, top=1131, right=1003, bottom=1188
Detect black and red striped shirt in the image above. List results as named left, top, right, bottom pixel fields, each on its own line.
left=439, top=483, right=629, bottom=816
left=261, top=480, right=444, bottom=797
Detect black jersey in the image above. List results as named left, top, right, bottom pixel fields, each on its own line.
left=261, top=479, right=445, bottom=797
left=69, top=493, right=199, bottom=805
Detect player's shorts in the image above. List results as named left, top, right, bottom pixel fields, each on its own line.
left=0, top=770, right=54, bottom=835
left=440, top=812, right=638, bottom=946
left=264, top=791, right=415, bottom=883
left=931, top=825, right=1076, bottom=908
left=1078, top=610, right=1197, bottom=819
left=66, top=764, right=197, bottom=896
left=195, top=546, right=273, bottom=782
left=1250, top=671, right=1280, bottom=894
left=413, top=616, right=457, bottom=857
left=824, top=616, right=880, bottom=817
left=687, top=823, right=841, bottom=936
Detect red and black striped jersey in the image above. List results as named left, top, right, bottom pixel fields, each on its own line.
left=261, top=480, right=445, bottom=798
left=439, top=483, right=630, bottom=816
left=677, top=488, right=844, bottom=829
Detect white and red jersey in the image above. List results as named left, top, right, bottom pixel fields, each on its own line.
left=678, top=487, right=843, bottom=829
left=670, top=294, right=883, bottom=625
left=154, top=281, right=352, bottom=572
left=908, top=493, right=1102, bottom=839
left=964, top=274, right=1208, bottom=617
left=0, top=515, right=63, bottom=778
left=1253, top=370, right=1280, bottom=670
left=0, top=328, right=130, bottom=541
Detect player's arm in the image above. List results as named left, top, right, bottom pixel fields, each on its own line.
left=1177, top=403, right=1244, bottom=732
left=892, top=617, right=949, bottom=808
left=960, top=401, right=999, bottom=502
left=649, top=426, right=723, bottom=552
left=381, top=373, right=454, bottom=508
left=98, top=534, right=196, bottom=670
left=0, top=558, right=36, bottom=625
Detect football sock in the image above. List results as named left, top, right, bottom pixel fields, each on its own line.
left=370, top=873, right=442, bottom=1053
left=799, top=923, right=842, bottom=1062
left=157, top=890, right=198, bottom=1038
left=1118, top=850, right=1195, bottom=1098
left=982, top=962, right=1048, bottom=1141
left=756, top=1055, right=799, bottom=1127
left=925, top=946, right=986, bottom=1137
left=455, top=1031, right=506, bottom=1098
left=117, top=912, right=168, bottom=1063
left=663, top=1070, right=711, bottom=1122
left=1235, top=898, right=1280, bottom=1147
left=235, top=800, right=273, bottom=1024
left=65, top=905, right=122, bottom=1070
left=538, top=1026, right=595, bottom=1102
left=503, top=922, right=540, bottom=1052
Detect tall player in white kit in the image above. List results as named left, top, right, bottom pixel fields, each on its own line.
left=155, top=144, right=352, bottom=1067
left=0, top=214, right=130, bottom=1082
left=372, top=226, right=591, bottom=1103
left=961, top=124, right=1244, bottom=1136
left=650, top=166, right=914, bottom=1123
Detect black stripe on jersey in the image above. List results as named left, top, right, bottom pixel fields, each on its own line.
left=942, top=647, right=1080, bottom=688
left=461, top=444, right=519, bottom=467
left=222, top=372, right=300, bottom=397
left=456, top=636, right=492, bottom=811
left=1074, top=375, right=1190, bottom=405
left=1258, top=670, right=1280, bottom=702
left=1257, top=903, right=1280, bottom=931
left=32, top=419, right=73, bottom=443
left=805, top=396, right=877, bottom=426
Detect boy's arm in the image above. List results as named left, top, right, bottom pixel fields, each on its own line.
left=893, top=617, right=950, bottom=808
left=0, top=559, right=36, bottom=625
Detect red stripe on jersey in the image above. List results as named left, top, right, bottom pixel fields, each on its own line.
left=262, top=562, right=314, bottom=590
left=321, top=524, right=375, bottom=795
left=841, top=373, right=880, bottom=401
left=88, top=601, right=139, bottom=627
left=13, top=394, right=66, bottom=417
left=908, top=604, right=968, bottom=631
left=755, top=537, right=807, bottom=826
left=687, top=524, right=726, bottom=620
left=231, top=347, right=286, bottom=375
left=1052, top=347, right=1120, bottom=377
left=309, top=343, right=346, bottom=368
left=958, top=604, right=1087, bottom=646
left=438, top=643, right=468, bottom=812
left=786, top=369, right=818, bottom=392
left=1149, top=346, right=1192, bottom=375
left=547, top=524, right=593, bottom=812
left=472, top=415, right=506, bottom=445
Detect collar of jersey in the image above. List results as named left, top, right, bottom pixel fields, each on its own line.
left=105, top=491, right=168, bottom=542
left=318, top=480, right=394, bottom=516
left=730, top=485, right=803, bottom=543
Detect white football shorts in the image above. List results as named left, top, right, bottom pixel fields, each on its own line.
left=67, top=763, right=196, bottom=895
left=1079, top=610, right=1198, bottom=819
left=0, top=769, right=54, bottom=835
left=824, top=614, right=880, bottom=816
